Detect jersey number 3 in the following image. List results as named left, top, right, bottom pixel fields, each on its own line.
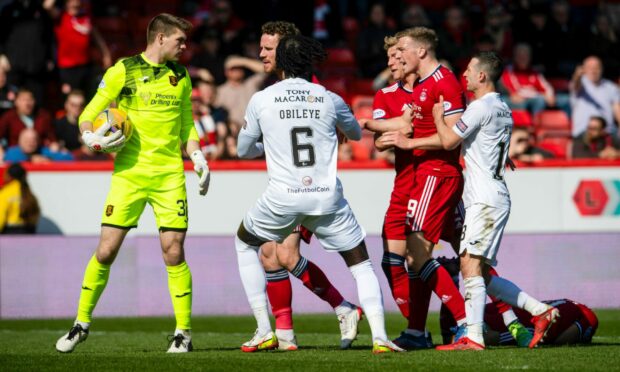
left=291, top=127, right=315, bottom=167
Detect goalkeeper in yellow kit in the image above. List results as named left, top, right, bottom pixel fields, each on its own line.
left=55, top=13, right=210, bottom=354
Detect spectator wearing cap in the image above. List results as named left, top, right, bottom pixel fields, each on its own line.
left=215, top=55, right=266, bottom=135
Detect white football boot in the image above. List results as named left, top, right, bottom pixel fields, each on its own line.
left=56, top=324, right=89, bottom=353
left=167, top=331, right=193, bottom=353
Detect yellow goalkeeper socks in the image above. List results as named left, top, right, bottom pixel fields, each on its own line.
left=76, top=255, right=111, bottom=323
left=167, top=261, right=193, bottom=331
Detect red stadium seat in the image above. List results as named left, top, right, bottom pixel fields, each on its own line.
left=547, top=78, right=570, bottom=93
left=322, top=48, right=358, bottom=78
left=534, top=110, right=571, bottom=131
left=351, top=95, right=374, bottom=114
left=512, top=109, right=533, bottom=128
left=538, top=136, right=572, bottom=159
left=349, top=132, right=375, bottom=160
left=349, top=79, right=375, bottom=95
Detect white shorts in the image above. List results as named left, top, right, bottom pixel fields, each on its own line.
left=243, top=198, right=366, bottom=252
left=459, top=203, right=509, bottom=266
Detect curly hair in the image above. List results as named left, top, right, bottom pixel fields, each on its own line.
left=276, top=35, right=327, bottom=81
left=261, top=21, right=300, bottom=38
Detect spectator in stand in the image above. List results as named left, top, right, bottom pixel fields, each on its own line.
left=43, top=0, right=112, bottom=97
left=437, top=6, right=473, bottom=74
left=480, top=5, right=513, bottom=61
left=0, top=162, right=40, bottom=234
left=0, top=67, right=16, bottom=116
left=512, top=4, right=552, bottom=71
left=588, top=13, right=620, bottom=81
left=207, top=0, right=247, bottom=53
left=190, top=28, right=227, bottom=85
left=570, top=56, right=620, bottom=137
left=0, top=88, right=57, bottom=153
left=54, top=90, right=85, bottom=153
left=0, top=0, right=54, bottom=104
left=356, top=3, right=394, bottom=78
left=547, top=0, right=585, bottom=78
left=312, top=0, right=343, bottom=47
left=215, top=55, right=266, bottom=135
left=572, top=116, right=620, bottom=159
left=509, top=126, right=554, bottom=163
left=194, top=79, right=230, bottom=158
left=3, top=128, right=73, bottom=163
left=399, top=4, right=431, bottom=29
left=500, top=43, right=555, bottom=115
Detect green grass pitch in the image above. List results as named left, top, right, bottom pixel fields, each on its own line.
left=1, top=310, right=619, bottom=371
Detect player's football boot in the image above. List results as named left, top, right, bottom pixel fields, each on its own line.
left=241, top=330, right=279, bottom=352
left=277, top=335, right=298, bottom=351
left=167, top=332, right=193, bottom=353
left=55, top=324, right=89, bottom=353
left=529, top=307, right=560, bottom=348
left=338, top=305, right=363, bottom=349
left=392, top=331, right=433, bottom=350
left=436, top=337, right=485, bottom=351
left=372, top=339, right=406, bottom=354
left=508, top=321, right=533, bottom=348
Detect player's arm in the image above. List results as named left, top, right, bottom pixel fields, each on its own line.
left=359, top=108, right=412, bottom=134
left=328, top=91, right=361, bottom=141
left=237, top=93, right=265, bottom=158
left=180, top=73, right=210, bottom=196
left=78, top=62, right=126, bottom=152
left=432, top=95, right=464, bottom=150
left=377, top=131, right=442, bottom=150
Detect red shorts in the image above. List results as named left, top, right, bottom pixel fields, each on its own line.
left=406, top=173, right=464, bottom=244
left=382, top=189, right=409, bottom=240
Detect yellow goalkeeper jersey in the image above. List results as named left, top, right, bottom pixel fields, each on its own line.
left=80, top=53, right=199, bottom=174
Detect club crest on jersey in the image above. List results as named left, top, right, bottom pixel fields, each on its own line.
left=105, top=205, right=114, bottom=217
left=456, top=119, right=468, bottom=133
left=420, top=90, right=428, bottom=102
left=302, top=176, right=313, bottom=186
left=169, top=75, right=178, bottom=86
left=373, top=109, right=386, bottom=119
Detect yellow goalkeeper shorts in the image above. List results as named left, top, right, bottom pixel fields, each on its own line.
left=101, top=169, right=188, bottom=231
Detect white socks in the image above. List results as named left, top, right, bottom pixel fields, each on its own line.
left=487, top=275, right=548, bottom=316
left=235, top=236, right=271, bottom=335
left=349, top=260, right=387, bottom=341
left=464, top=276, right=486, bottom=345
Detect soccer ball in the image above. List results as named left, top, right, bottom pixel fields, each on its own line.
left=93, top=108, right=133, bottom=142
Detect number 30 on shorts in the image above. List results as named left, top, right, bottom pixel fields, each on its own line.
left=177, top=199, right=188, bottom=223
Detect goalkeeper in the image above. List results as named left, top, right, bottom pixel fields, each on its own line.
left=55, top=13, right=209, bottom=354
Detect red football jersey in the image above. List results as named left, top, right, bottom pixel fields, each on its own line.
left=372, top=82, right=414, bottom=194
left=54, top=11, right=92, bottom=68
left=410, top=65, right=466, bottom=176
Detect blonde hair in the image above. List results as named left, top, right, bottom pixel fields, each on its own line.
left=147, top=13, right=192, bottom=45
left=395, top=27, right=438, bottom=53
left=383, top=36, right=398, bottom=51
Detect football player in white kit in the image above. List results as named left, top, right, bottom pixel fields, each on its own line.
left=424, top=52, right=559, bottom=350
left=380, top=52, right=560, bottom=350
left=234, top=34, right=403, bottom=354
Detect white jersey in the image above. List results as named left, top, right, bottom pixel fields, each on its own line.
left=241, top=77, right=361, bottom=215
left=453, top=92, right=512, bottom=208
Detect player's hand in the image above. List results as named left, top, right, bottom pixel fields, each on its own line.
left=378, top=131, right=413, bottom=150
left=432, top=95, right=445, bottom=123
left=81, top=121, right=125, bottom=152
left=358, top=118, right=369, bottom=130
left=190, top=150, right=210, bottom=196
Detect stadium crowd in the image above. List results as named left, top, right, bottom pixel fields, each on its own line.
left=0, top=0, right=619, bottom=163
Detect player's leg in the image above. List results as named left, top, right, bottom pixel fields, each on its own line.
left=306, top=205, right=403, bottom=353
left=150, top=176, right=195, bottom=353
left=235, top=201, right=298, bottom=352
left=406, top=175, right=467, bottom=337
left=260, top=239, right=296, bottom=350
left=56, top=174, right=145, bottom=353
left=437, top=250, right=486, bottom=351
left=56, top=226, right=129, bottom=353
left=277, top=230, right=362, bottom=349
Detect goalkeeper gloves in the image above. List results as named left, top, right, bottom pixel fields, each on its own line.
left=81, top=121, right=126, bottom=152
left=190, top=150, right=210, bottom=196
